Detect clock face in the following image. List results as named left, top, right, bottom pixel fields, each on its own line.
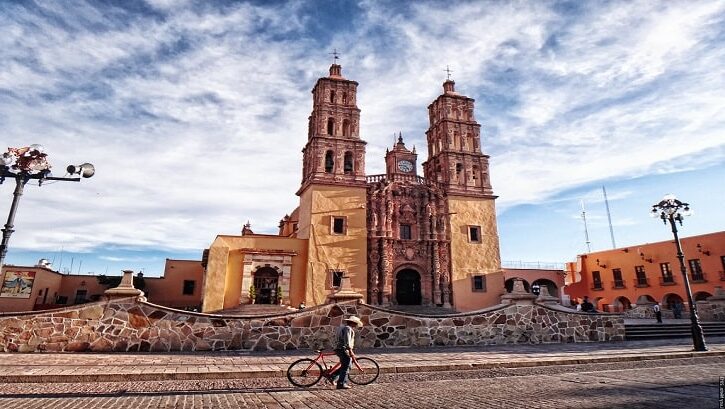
left=398, top=160, right=414, bottom=173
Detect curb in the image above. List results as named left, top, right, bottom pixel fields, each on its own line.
left=0, top=350, right=722, bottom=384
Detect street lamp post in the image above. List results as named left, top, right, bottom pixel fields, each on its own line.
left=650, top=194, right=707, bottom=352
left=0, top=145, right=94, bottom=269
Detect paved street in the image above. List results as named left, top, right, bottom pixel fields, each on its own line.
left=0, top=357, right=722, bottom=408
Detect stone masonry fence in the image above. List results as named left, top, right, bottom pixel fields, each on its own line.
left=0, top=296, right=627, bottom=353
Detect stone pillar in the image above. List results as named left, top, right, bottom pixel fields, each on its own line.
left=535, top=285, right=560, bottom=305
left=327, top=275, right=364, bottom=303
left=105, top=270, right=145, bottom=301
left=501, top=278, right=537, bottom=305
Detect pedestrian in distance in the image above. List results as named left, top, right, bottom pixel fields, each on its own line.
left=581, top=296, right=595, bottom=313
left=327, top=316, right=363, bottom=390
left=672, top=300, right=683, bottom=319
left=653, top=302, right=662, bottom=323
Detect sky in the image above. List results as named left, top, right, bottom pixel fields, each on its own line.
left=0, top=0, right=723, bottom=276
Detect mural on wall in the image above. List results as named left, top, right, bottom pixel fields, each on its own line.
left=0, top=271, right=36, bottom=298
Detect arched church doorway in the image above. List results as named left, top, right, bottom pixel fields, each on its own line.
left=253, top=267, right=279, bottom=304
left=396, top=269, right=421, bottom=305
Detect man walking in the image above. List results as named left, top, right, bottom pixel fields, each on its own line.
left=331, top=316, right=362, bottom=390
left=654, top=303, right=662, bottom=323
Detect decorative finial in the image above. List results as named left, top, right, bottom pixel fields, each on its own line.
left=398, top=131, right=403, bottom=144
left=444, top=65, right=453, bottom=81
left=330, top=48, right=340, bottom=64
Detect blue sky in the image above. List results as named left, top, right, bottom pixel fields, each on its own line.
left=1, top=0, right=723, bottom=276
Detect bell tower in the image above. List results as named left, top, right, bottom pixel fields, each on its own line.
left=296, top=62, right=368, bottom=305
left=422, top=77, right=504, bottom=311
left=422, top=79, right=493, bottom=197
left=299, top=63, right=366, bottom=193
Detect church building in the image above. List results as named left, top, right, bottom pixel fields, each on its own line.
left=201, top=63, right=504, bottom=313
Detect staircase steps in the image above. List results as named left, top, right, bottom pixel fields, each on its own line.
left=625, top=322, right=725, bottom=340
left=382, top=305, right=460, bottom=316
left=212, top=304, right=297, bottom=316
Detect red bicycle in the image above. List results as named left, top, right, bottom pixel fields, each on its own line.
left=286, top=349, right=380, bottom=387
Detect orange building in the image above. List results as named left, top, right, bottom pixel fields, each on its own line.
left=564, top=231, right=725, bottom=312
left=0, top=259, right=203, bottom=313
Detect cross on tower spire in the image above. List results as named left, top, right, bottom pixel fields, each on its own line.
left=444, top=65, right=453, bottom=81
left=330, top=48, right=340, bottom=64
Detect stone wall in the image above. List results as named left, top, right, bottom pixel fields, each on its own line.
left=0, top=297, right=625, bottom=353
left=622, top=300, right=725, bottom=321
left=697, top=301, right=725, bottom=322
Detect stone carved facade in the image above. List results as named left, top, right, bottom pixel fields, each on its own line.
left=240, top=251, right=294, bottom=305
left=367, top=135, right=453, bottom=307
left=0, top=297, right=630, bottom=353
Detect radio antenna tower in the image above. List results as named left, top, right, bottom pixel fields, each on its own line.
left=602, top=186, right=616, bottom=248
left=581, top=200, right=592, bottom=253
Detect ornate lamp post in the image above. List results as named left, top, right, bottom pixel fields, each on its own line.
left=650, top=194, right=707, bottom=351
left=0, top=145, right=94, bottom=269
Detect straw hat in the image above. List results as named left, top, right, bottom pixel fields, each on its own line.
left=344, top=316, right=363, bottom=326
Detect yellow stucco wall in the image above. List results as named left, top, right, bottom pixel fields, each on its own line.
left=297, top=185, right=368, bottom=305
left=201, top=235, right=309, bottom=312
left=448, top=196, right=505, bottom=311
left=201, top=241, right=230, bottom=312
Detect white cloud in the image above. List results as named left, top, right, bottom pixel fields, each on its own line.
left=0, top=0, right=723, bottom=269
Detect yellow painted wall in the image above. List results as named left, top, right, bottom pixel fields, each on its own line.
left=201, top=241, right=230, bottom=312
left=297, top=185, right=368, bottom=305
left=201, top=235, right=309, bottom=312
left=448, top=196, right=505, bottom=311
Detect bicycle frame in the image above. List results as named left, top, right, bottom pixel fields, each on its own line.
left=307, top=350, right=364, bottom=375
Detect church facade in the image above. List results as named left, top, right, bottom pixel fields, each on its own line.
left=201, top=64, right=504, bottom=313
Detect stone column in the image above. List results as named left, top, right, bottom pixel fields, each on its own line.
left=105, top=270, right=145, bottom=301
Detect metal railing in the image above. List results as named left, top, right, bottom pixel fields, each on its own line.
left=659, top=276, right=677, bottom=286
left=501, top=261, right=566, bottom=270
left=690, top=271, right=707, bottom=283
left=612, top=280, right=626, bottom=289
left=591, top=282, right=604, bottom=291
left=633, top=277, right=650, bottom=288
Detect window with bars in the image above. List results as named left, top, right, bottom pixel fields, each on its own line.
left=635, top=266, right=648, bottom=286
left=592, top=271, right=602, bottom=289
left=688, top=259, right=704, bottom=281
left=613, top=268, right=624, bottom=288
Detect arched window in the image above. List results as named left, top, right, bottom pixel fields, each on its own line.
left=325, top=150, right=334, bottom=173
left=472, top=165, right=479, bottom=185
left=327, top=118, right=335, bottom=135
left=330, top=90, right=336, bottom=103
left=342, top=92, right=348, bottom=105
left=342, top=119, right=350, bottom=137
left=344, top=151, right=353, bottom=174
left=456, top=163, right=463, bottom=180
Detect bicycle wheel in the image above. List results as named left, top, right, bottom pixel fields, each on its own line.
left=287, top=358, right=323, bottom=387
left=348, top=357, right=380, bottom=385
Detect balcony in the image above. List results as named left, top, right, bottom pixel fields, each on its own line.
left=659, top=276, right=677, bottom=286
left=611, top=280, right=626, bottom=289
left=690, top=272, right=707, bottom=283
left=633, top=277, right=650, bottom=288
left=591, top=282, right=604, bottom=291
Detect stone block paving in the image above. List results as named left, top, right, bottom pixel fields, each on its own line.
left=1, top=337, right=724, bottom=384
left=0, top=338, right=724, bottom=408
left=0, top=359, right=721, bottom=408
